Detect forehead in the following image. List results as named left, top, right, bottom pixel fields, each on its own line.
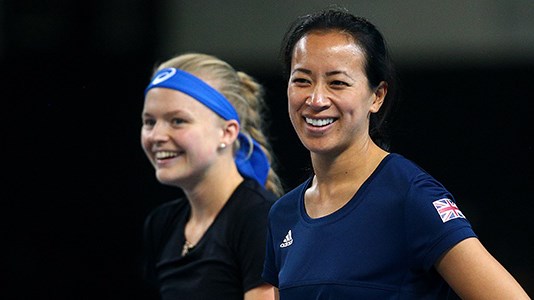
left=144, top=88, right=219, bottom=118
left=296, top=30, right=362, bottom=53
left=292, top=31, right=366, bottom=70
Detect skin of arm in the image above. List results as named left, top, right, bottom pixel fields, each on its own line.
left=436, top=237, right=531, bottom=299
left=244, top=283, right=276, bottom=300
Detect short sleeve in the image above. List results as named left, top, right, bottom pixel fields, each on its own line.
left=261, top=222, right=278, bottom=287
left=405, top=173, right=477, bottom=270
left=233, top=194, right=273, bottom=292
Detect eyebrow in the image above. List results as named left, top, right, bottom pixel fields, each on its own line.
left=142, top=109, right=187, bottom=118
left=291, top=68, right=311, bottom=75
left=291, top=68, right=354, bottom=80
left=326, top=70, right=351, bottom=78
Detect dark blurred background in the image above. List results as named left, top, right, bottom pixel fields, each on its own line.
left=2, top=0, right=533, bottom=299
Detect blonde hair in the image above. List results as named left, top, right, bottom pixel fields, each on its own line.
left=154, top=53, right=284, bottom=197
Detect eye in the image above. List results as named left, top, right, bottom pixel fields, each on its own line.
left=330, top=80, right=349, bottom=87
left=291, top=77, right=311, bottom=86
left=171, top=118, right=186, bottom=126
left=142, top=118, right=156, bottom=128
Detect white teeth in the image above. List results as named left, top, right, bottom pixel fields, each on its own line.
left=155, top=151, right=178, bottom=159
left=305, top=117, right=334, bottom=127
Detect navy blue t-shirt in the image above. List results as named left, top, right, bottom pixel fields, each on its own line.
left=262, top=153, right=476, bottom=299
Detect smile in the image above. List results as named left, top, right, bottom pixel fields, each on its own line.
left=305, top=117, right=335, bottom=127
left=155, top=151, right=178, bottom=159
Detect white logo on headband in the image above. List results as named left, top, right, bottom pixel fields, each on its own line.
left=151, top=68, right=176, bottom=85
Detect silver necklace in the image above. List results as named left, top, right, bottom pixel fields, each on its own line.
left=181, top=240, right=195, bottom=256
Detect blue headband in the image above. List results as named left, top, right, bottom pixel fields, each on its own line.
left=145, top=68, right=270, bottom=186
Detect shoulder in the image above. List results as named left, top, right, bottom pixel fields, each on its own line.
left=382, top=153, right=427, bottom=174
left=379, top=153, right=443, bottom=187
left=366, top=153, right=453, bottom=212
left=269, top=177, right=311, bottom=216
left=146, top=197, right=187, bottom=218
left=144, top=198, right=188, bottom=232
left=233, top=179, right=278, bottom=209
left=220, top=179, right=278, bottom=226
left=222, top=180, right=276, bottom=234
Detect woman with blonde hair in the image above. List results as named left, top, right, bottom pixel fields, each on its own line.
left=142, top=52, right=283, bottom=299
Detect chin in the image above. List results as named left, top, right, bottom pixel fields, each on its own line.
left=302, top=142, right=326, bottom=153
left=304, top=140, right=339, bottom=155
left=155, top=171, right=180, bottom=186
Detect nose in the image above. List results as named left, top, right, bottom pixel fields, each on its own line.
left=146, top=121, right=170, bottom=143
left=306, top=84, right=331, bottom=110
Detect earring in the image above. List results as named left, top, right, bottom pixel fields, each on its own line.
left=219, top=143, right=227, bottom=149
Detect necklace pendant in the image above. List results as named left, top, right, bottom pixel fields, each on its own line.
left=181, top=240, right=194, bottom=256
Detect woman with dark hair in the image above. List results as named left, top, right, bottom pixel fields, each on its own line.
left=262, top=7, right=529, bottom=299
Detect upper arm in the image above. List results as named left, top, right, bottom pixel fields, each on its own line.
left=244, top=283, right=275, bottom=300
left=435, top=237, right=530, bottom=299
left=236, top=202, right=273, bottom=293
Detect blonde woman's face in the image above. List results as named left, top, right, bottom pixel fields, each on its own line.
left=141, top=88, right=225, bottom=186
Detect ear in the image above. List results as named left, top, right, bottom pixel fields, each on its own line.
left=220, top=119, right=240, bottom=146
left=370, top=81, right=387, bottom=113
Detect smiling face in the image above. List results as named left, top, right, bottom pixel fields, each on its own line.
left=288, top=30, right=385, bottom=156
left=141, top=87, right=227, bottom=187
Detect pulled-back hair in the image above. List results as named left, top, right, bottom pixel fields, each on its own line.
left=155, top=53, right=284, bottom=196
left=280, top=6, right=399, bottom=150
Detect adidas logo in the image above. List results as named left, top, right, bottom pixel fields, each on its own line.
left=279, top=230, right=293, bottom=248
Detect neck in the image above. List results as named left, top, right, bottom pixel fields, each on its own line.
left=185, top=171, right=243, bottom=219
left=182, top=163, right=244, bottom=246
left=311, top=138, right=387, bottom=184
left=305, top=139, right=388, bottom=218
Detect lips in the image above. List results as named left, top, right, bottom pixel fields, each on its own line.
left=154, top=151, right=179, bottom=160
left=305, top=117, right=335, bottom=127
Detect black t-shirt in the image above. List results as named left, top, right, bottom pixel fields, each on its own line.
left=143, top=179, right=276, bottom=300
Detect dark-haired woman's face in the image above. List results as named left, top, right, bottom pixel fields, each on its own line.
left=287, top=31, right=385, bottom=156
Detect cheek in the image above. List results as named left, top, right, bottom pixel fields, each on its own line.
left=185, top=139, right=219, bottom=169
left=140, top=131, right=149, bottom=150
left=184, top=128, right=217, bottom=154
left=287, top=88, right=302, bottom=111
left=140, top=133, right=153, bottom=160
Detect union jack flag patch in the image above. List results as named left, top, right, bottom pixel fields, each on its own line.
left=432, top=198, right=465, bottom=223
